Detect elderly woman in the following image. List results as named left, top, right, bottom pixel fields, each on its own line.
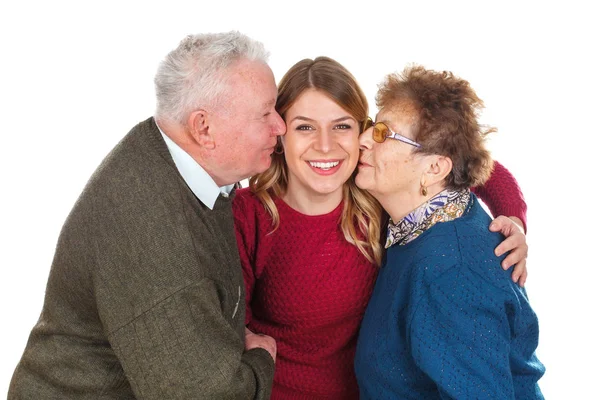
left=354, top=66, right=545, bottom=399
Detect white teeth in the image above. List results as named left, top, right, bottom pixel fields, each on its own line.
left=309, top=161, right=340, bottom=169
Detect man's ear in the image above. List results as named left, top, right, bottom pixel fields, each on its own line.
left=423, top=155, right=453, bottom=186
left=188, top=109, right=215, bottom=150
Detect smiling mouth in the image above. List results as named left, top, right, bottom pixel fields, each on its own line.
left=308, top=161, right=340, bottom=170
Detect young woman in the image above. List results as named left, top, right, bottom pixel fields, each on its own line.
left=233, top=57, right=530, bottom=399
left=354, top=65, right=544, bottom=399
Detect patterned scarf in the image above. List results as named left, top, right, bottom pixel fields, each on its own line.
left=385, top=189, right=471, bottom=248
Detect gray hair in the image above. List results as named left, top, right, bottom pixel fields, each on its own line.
left=154, top=31, right=269, bottom=124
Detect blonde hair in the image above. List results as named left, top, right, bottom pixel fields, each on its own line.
left=249, top=57, right=383, bottom=266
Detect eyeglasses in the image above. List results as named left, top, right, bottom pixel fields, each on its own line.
left=361, top=117, right=421, bottom=148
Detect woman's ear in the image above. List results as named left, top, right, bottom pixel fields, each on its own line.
left=423, top=155, right=453, bottom=186
left=187, top=109, right=215, bottom=150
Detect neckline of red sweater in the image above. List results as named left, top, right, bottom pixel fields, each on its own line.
left=274, top=195, right=344, bottom=220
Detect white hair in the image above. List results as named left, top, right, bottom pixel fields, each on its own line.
left=154, top=31, right=269, bottom=124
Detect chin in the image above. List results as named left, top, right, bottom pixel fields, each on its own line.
left=354, top=175, right=369, bottom=191
left=253, top=159, right=273, bottom=175
left=311, top=182, right=346, bottom=196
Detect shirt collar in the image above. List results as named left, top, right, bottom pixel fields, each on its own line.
left=385, top=189, right=471, bottom=248
left=158, top=126, right=233, bottom=210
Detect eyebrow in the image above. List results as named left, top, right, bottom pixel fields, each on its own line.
left=290, top=115, right=354, bottom=123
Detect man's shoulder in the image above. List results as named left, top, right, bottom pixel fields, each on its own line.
left=67, top=117, right=184, bottom=223
left=97, top=117, right=167, bottom=174
left=87, top=118, right=177, bottom=193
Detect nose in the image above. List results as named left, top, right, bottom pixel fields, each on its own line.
left=359, top=126, right=374, bottom=150
left=272, top=112, right=286, bottom=136
left=315, top=129, right=334, bottom=153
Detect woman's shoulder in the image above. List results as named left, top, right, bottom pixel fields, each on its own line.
left=232, top=187, right=275, bottom=225
left=453, top=200, right=504, bottom=253
left=448, top=201, right=517, bottom=292
left=233, top=186, right=261, bottom=210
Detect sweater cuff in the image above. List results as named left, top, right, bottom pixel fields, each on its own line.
left=242, top=347, right=275, bottom=398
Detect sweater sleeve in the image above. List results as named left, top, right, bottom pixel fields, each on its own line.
left=232, top=193, right=259, bottom=326
left=408, top=267, right=517, bottom=399
left=107, top=278, right=274, bottom=399
left=471, top=160, right=528, bottom=232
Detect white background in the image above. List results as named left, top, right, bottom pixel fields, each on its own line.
left=1, top=0, right=597, bottom=397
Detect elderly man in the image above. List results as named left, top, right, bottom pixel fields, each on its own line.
left=9, top=31, right=285, bottom=399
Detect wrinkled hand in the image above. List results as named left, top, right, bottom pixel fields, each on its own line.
left=245, top=327, right=277, bottom=363
left=489, top=216, right=528, bottom=287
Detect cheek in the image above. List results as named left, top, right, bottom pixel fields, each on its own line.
left=282, top=133, right=308, bottom=157
left=374, top=149, right=392, bottom=172
left=249, top=125, right=271, bottom=149
left=281, top=140, right=300, bottom=172
left=281, top=135, right=292, bottom=155
left=375, top=153, right=403, bottom=183
left=378, top=159, right=394, bottom=179
left=341, top=135, right=360, bottom=159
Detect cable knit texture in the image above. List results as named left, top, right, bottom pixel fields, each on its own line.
left=355, top=194, right=544, bottom=399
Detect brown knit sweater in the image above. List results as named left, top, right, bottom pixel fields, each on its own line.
left=8, top=117, right=274, bottom=399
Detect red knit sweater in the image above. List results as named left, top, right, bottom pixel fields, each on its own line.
left=232, top=161, right=526, bottom=399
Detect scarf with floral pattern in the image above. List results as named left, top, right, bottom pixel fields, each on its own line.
left=385, top=189, right=471, bottom=248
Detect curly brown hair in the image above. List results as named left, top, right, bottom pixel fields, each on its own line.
left=376, top=65, right=495, bottom=189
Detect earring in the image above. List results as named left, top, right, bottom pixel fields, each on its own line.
left=274, top=140, right=284, bottom=155
left=421, top=185, right=428, bottom=196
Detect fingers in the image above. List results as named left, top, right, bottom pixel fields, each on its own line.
left=511, top=258, right=528, bottom=286
left=499, top=243, right=527, bottom=269
left=489, top=215, right=513, bottom=235
left=508, top=216, right=525, bottom=232
left=262, top=336, right=277, bottom=362
left=511, top=259, right=528, bottom=287
left=257, top=336, right=276, bottom=363
left=494, top=233, right=522, bottom=259
left=518, top=267, right=528, bottom=287
left=245, top=329, right=277, bottom=362
left=490, top=215, right=528, bottom=287
left=493, top=221, right=527, bottom=261
left=490, top=215, right=525, bottom=237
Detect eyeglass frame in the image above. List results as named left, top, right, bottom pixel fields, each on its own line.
left=361, top=117, right=421, bottom=148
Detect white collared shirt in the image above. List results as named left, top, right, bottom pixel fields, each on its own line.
left=159, top=127, right=233, bottom=210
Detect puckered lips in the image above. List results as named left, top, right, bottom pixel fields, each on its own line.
left=306, top=159, right=343, bottom=176
left=358, top=158, right=372, bottom=168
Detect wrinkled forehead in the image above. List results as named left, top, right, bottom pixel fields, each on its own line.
left=377, top=100, right=419, bottom=126
left=223, top=59, right=274, bottom=90
left=219, top=60, right=277, bottom=111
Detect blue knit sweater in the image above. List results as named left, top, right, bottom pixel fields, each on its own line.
left=355, top=195, right=544, bottom=399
